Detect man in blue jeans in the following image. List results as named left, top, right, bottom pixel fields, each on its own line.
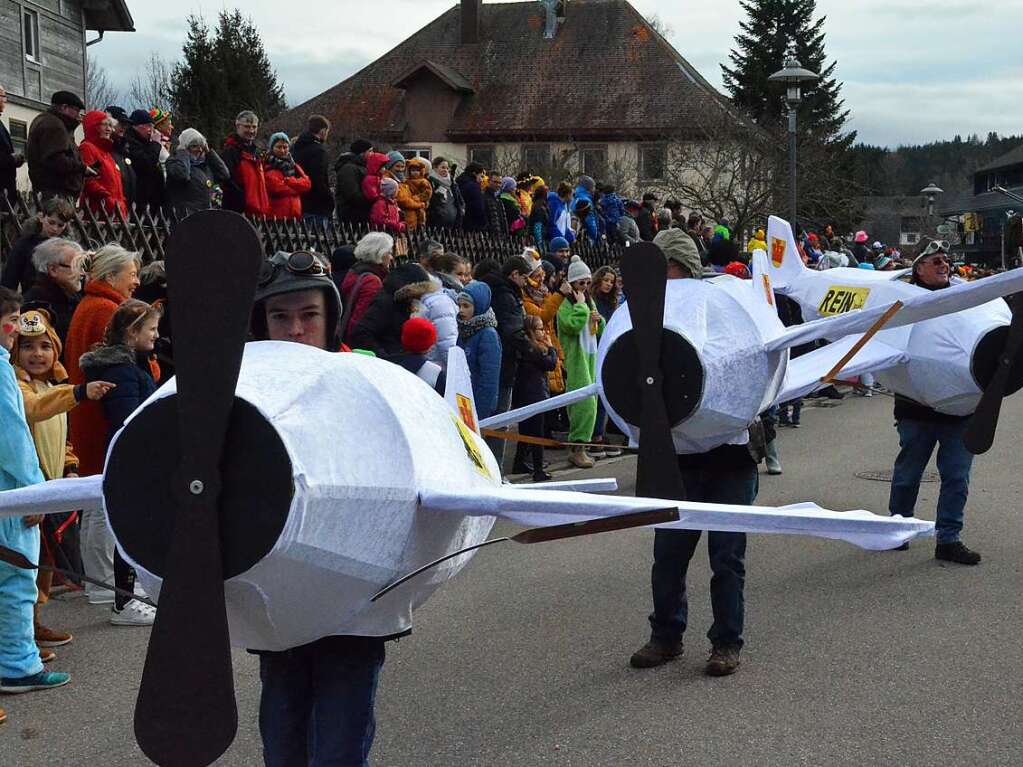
left=250, top=253, right=390, bottom=766
left=629, top=230, right=758, bottom=677
left=888, top=240, right=980, bottom=565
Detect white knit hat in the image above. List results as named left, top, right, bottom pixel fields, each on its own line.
left=566, top=254, right=592, bottom=283
left=177, top=127, right=206, bottom=150
left=521, top=247, right=542, bottom=275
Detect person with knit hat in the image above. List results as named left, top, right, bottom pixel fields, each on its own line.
left=395, top=157, right=432, bottom=231
left=148, top=108, right=173, bottom=144
left=165, top=127, right=230, bottom=218
left=333, top=139, right=374, bottom=223
left=264, top=132, right=312, bottom=220
left=369, top=176, right=405, bottom=233
left=629, top=231, right=758, bottom=677
left=499, top=176, right=525, bottom=235
left=557, top=255, right=604, bottom=468
left=78, top=110, right=127, bottom=216
left=456, top=280, right=501, bottom=420
left=749, top=228, right=767, bottom=254
left=394, top=317, right=446, bottom=392
left=220, top=110, right=269, bottom=216
left=0, top=287, right=71, bottom=697
left=12, top=309, right=114, bottom=651
left=571, top=175, right=602, bottom=244
left=385, top=151, right=406, bottom=182
left=521, top=250, right=570, bottom=398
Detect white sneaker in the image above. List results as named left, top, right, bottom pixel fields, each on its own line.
left=110, top=599, right=156, bottom=627
left=87, top=590, right=115, bottom=605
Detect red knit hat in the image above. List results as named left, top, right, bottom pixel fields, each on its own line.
left=401, top=317, right=437, bottom=354
left=724, top=261, right=750, bottom=279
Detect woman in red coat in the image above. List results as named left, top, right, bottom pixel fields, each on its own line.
left=78, top=111, right=127, bottom=216
left=64, top=243, right=150, bottom=606
left=264, top=132, right=311, bottom=220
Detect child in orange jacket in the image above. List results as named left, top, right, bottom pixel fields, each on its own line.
left=396, top=158, right=432, bottom=231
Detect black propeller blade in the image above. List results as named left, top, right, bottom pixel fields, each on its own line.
left=619, top=243, right=686, bottom=501
left=133, top=210, right=263, bottom=767
left=964, top=304, right=1023, bottom=455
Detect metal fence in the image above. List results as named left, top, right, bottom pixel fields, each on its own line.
left=0, top=192, right=624, bottom=269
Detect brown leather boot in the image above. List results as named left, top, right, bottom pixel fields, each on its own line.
left=568, top=447, right=595, bottom=469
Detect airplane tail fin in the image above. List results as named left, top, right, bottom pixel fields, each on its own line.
left=445, top=345, right=481, bottom=434
left=765, top=215, right=807, bottom=292
left=749, top=249, right=777, bottom=309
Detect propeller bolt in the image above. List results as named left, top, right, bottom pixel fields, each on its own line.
left=646, top=377, right=655, bottom=385
left=189, top=480, right=205, bottom=495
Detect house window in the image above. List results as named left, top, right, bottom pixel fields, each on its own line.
left=579, top=146, right=607, bottom=179
left=522, top=144, right=551, bottom=174
left=23, top=9, right=40, bottom=62
left=469, top=146, right=496, bottom=171
left=640, top=144, right=667, bottom=181
left=399, top=148, right=432, bottom=161
left=8, top=120, right=28, bottom=155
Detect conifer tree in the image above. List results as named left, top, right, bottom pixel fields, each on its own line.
left=722, top=0, right=852, bottom=147
left=169, top=10, right=287, bottom=145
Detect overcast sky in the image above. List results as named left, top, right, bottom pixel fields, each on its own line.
left=90, top=0, right=1023, bottom=148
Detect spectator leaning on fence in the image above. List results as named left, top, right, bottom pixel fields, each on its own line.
left=0, top=196, right=74, bottom=293
left=165, top=128, right=230, bottom=219
left=340, top=232, right=394, bottom=344
left=290, top=115, right=334, bottom=229
left=264, top=133, right=311, bottom=221
left=122, top=110, right=166, bottom=216
left=334, top=139, right=374, bottom=225
left=78, top=111, right=127, bottom=217
left=26, top=91, right=85, bottom=203
left=0, top=84, right=24, bottom=205
left=221, top=110, right=270, bottom=217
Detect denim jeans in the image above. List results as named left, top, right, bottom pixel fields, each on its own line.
left=888, top=418, right=973, bottom=544
left=303, top=214, right=333, bottom=233
left=259, top=636, right=386, bottom=767
left=649, top=464, right=758, bottom=649
left=593, top=398, right=608, bottom=442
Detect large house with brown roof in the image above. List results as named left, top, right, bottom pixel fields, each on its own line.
left=271, top=0, right=728, bottom=195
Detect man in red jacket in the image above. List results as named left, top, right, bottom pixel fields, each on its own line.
left=221, top=110, right=270, bottom=217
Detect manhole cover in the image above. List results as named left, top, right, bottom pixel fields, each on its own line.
left=856, top=470, right=939, bottom=483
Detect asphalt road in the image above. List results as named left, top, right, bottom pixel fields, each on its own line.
left=3, top=391, right=1021, bottom=766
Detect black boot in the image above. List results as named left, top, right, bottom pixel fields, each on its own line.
left=935, top=541, right=981, bottom=565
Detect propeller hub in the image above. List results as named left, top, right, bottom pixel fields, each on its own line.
left=971, top=324, right=1023, bottom=396
left=104, top=395, right=294, bottom=581
left=601, top=328, right=704, bottom=429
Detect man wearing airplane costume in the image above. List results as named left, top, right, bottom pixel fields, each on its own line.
left=1, top=208, right=1014, bottom=767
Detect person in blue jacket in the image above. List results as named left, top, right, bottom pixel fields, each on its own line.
left=547, top=183, right=576, bottom=247
left=79, top=298, right=161, bottom=627
left=571, top=175, right=602, bottom=244
left=0, top=286, right=70, bottom=695
left=455, top=280, right=501, bottom=421
left=599, top=184, right=626, bottom=243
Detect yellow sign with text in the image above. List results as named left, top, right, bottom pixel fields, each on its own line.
left=817, top=285, right=871, bottom=316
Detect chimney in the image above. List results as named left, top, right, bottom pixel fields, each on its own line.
left=461, top=0, right=480, bottom=44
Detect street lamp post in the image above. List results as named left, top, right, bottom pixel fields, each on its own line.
left=768, top=57, right=819, bottom=229
left=921, top=182, right=943, bottom=218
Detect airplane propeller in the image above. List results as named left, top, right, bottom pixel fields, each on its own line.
left=616, top=243, right=686, bottom=501
left=964, top=302, right=1023, bottom=455
left=129, top=210, right=263, bottom=766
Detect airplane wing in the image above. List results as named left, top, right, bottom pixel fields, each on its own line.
left=479, top=383, right=600, bottom=429
left=771, top=336, right=908, bottom=405
left=765, top=267, right=1023, bottom=352
left=0, top=475, right=104, bottom=520
left=507, top=478, right=619, bottom=493
left=421, top=487, right=934, bottom=551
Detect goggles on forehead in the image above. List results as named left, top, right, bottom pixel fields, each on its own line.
left=920, top=240, right=950, bottom=258
left=258, top=250, right=330, bottom=287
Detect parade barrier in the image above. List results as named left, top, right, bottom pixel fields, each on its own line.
left=0, top=191, right=623, bottom=267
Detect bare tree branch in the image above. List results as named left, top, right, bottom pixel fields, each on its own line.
left=126, top=53, right=174, bottom=111
left=85, top=55, right=121, bottom=111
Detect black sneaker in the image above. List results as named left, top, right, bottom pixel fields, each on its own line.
left=629, top=638, right=683, bottom=669
left=935, top=541, right=981, bottom=565
left=705, top=645, right=741, bottom=676
left=510, top=461, right=533, bottom=475
left=531, top=469, right=553, bottom=483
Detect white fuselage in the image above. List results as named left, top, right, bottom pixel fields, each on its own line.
left=110, top=342, right=499, bottom=651
left=597, top=276, right=788, bottom=453
left=781, top=269, right=1011, bottom=414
